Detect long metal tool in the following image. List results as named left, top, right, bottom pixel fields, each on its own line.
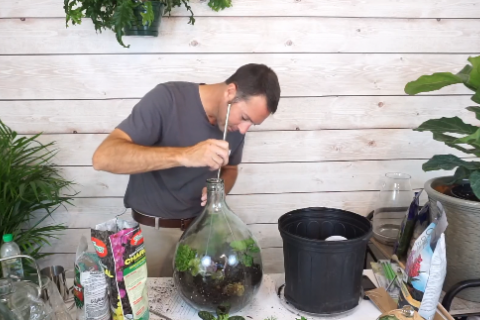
left=217, top=103, right=232, bottom=179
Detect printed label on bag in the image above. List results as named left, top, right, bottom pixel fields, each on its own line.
left=80, top=271, right=111, bottom=320
left=124, top=251, right=148, bottom=320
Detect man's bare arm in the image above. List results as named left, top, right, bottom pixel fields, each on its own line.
left=92, top=129, right=230, bottom=174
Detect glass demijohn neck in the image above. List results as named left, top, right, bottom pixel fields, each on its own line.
left=205, top=178, right=226, bottom=212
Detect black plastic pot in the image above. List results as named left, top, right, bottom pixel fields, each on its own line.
left=124, top=1, right=164, bottom=37
left=278, top=207, right=373, bottom=315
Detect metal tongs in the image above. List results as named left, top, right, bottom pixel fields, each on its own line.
left=217, top=103, right=232, bottom=179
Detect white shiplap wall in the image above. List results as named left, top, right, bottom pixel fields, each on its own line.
left=1, top=0, right=479, bottom=272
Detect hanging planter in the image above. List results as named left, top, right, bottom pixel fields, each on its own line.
left=64, top=0, right=233, bottom=48
left=124, top=1, right=164, bottom=37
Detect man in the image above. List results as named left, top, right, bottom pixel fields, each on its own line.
left=92, top=63, right=281, bottom=277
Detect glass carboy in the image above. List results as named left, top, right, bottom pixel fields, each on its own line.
left=173, top=178, right=263, bottom=314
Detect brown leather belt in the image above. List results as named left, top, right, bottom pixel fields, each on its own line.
left=132, top=209, right=195, bottom=231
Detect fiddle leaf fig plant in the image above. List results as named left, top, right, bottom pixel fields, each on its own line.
left=405, top=55, right=480, bottom=198
left=64, top=0, right=232, bottom=48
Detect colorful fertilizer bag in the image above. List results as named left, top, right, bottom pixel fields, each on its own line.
left=397, top=201, right=448, bottom=320
left=91, top=219, right=149, bottom=320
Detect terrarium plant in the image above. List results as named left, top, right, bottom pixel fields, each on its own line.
left=0, top=119, right=75, bottom=267
left=198, top=309, right=245, bottom=320
left=64, top=0, right=232, bottom=48
left=405, top=55, right=480, bottom=199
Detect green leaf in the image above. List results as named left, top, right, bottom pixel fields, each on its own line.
left=431, top=133, right=480, bottom=157
left=467, top=106, right=480, bottom=120
left=198, top=311, right=216, bottom=320
left=208, top=0, right=232, bottom=12
left=414, top=117, right=477, bottom=135
left=174, top=244, right=197, bottom=272
left=454, top=128, right=480, bottom=148
left=188, top=258, right=201, bottom=276
left=140, top=1, right=154, bottom=26
left=472, top=89, right=480, bottom=104
left=445, top=166, right=472, bottom=184
left=241, top=255, right=253, bottom=267
left=405, top=72, right=465, bottom=95
left=228, top=317, right=245, bottom=320
left=469, top=171, right=480, bottom=200
left=467, top=56, right=480, bottom=90
left=378, top=316, right=400, bottom=320
left=244, top=238, right=255, bottom=246
left=457, top=64, right=473, bottom=79
left=248, top=245, right=260, bottom=253
left=216, top=304, right=231, bottom=316
left=230, top=240, right=247, bottom=251
left=112, top=0, right=134, bottom=48
left=422, top=155, right=480, bottom=172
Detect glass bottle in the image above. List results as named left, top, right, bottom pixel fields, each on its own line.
left=173, top=178, right=263, bottom=314
left=377, top=305, right=423, bottom=320
left=373, top=172, right=413, bottom=245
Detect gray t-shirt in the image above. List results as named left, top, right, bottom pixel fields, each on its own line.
left=116, top=81, right=245, bottom=219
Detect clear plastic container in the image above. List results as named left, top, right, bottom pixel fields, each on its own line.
left=0, top=235, right=24, bottom=280
left=10, top=281, right=53, bottom=320
left=173, top=178, right=263, bottom=314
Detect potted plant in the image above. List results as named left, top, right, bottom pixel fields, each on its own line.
left=405, top=55, right=480, bottom=301
left=0, top=119, right=76, bottom=275
left=64, top=0, right=233, bottom=48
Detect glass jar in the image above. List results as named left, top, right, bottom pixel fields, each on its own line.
left=173, top=178, right=263, bottom=314
left=373, top=172, right=413, bottom=245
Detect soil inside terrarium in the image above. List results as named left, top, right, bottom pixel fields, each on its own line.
left=176, top=262, right=263, bottom=313
left=434, top=182, right=480, bottom=202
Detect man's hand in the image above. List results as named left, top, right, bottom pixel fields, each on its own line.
left=180, top=139, right=230, bottom=171
left=201, top=187, right=207, bottom=206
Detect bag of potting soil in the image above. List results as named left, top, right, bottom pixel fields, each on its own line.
left=407, top=202, right=430, bottom=258
left=74, top=235, right=111, bottom=320
left=394, top=191, right=421, bottom=260
left=91, top=218, right=149, bottom=320
left=397, top=201, right=448, bottom=320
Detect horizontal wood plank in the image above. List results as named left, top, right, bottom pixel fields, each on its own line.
left=0, top=54, right=473, bottom=100
left=30, top=129, right=467, bottom=165
left=37, top=247, right=285, bottom=273
left=57, top=160, right=451, bottom=197
left=2, top=18, right=480, bottom=54
left=30, top=191, right=384, bottom=228
left=1, top=96, right=477, bottom=134
left=1, top=0, right=479, bottom=18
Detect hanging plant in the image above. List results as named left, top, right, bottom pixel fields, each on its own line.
left=64, top=0, right=232, bottom=48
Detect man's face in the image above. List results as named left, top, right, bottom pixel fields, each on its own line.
left=219, top=86, right=270, bottom=134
